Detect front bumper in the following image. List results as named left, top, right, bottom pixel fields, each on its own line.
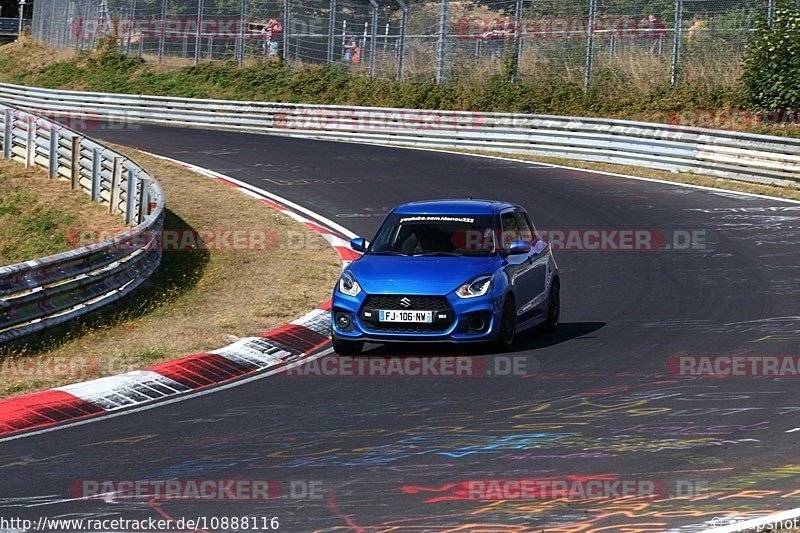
left=331, top=290, right=503, bottom=343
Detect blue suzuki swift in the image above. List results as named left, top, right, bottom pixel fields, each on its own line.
left=331, top=199, right=560, bottom=355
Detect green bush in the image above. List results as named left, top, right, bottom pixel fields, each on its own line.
left=742, top=8, right=800, bottom=110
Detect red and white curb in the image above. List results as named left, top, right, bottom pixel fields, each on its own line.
left=0, top=156, right=359, bottom=437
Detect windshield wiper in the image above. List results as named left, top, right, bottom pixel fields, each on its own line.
left=369, top=251, right=410, bottom=256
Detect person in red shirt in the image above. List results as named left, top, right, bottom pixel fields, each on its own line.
left=643, top=14, right=667, bottom=54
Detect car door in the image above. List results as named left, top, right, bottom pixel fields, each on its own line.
left=516, top=211, right=549, bottom=313
left=500, top=210, right=535, bottom=317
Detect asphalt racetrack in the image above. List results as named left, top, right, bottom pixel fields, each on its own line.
left=1, top=125, right=799, bottom=532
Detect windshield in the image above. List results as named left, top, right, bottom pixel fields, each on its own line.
left=369, top=214, right=498, bottom=256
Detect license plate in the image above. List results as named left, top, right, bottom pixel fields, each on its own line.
left=379, top=309, right=433, bottom=323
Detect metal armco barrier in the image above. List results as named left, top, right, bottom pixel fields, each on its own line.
left=0, top=103, right=165, bottom=344
left=0, top=82, right=799, bottom=190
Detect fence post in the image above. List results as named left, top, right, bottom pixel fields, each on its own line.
left=368, top=0, right=378, bottom=76
left=283, top=0, right=290, bottom=60
left=109, top=157, right=122, bottom=214
left=62, top=0, right=71, bottom=47
left=327, top=0, right=336, bottom=64
left=48, top=127, right=59, bottom=178
left=583, top=0, right=597, bottom=92
left=511, top=0, right=523, bottom=83
left=70, top=136, right=81, bottom=190
left=75, top=0, right=84, bottom=50
left=25, top=117, right=35, bottom=168
left=125, top=168, right=138, bottom=225
left=125, top=0, right=136, bottom=55
left=236, top=0, right=247, bottom=64
left=436, top=0, right=447, bottom=84
left=670, top=0, right=683, bottom=87
left=47, top=0, right=57, bottom=45
left=194, top=0, right=205, bottom=64
left=395, top=0, right=407, bottom=81
left=3, top=109, right=13, bottom=160
left=91, top=147, right=101, bottom=202
left=158, top=0, right=167, bottom=63
left=768, top=0, right=775, bottom=28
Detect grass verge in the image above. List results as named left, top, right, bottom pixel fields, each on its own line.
left=0, top=148, right=341, bottom=397
left=0, top=158, right=122, bottom=266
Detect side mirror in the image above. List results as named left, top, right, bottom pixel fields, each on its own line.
left=350, top=237, right=366, bottom=253
left=508, top=240, right=532, bottom=255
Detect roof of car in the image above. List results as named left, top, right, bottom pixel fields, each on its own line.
left=392, top=199, right=522, bottom=215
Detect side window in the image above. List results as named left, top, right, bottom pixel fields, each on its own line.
left=500, top=212, right=520, bottom=250
left=514, top=212, right=534, bottom=243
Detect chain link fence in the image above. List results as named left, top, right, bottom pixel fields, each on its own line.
left=31, top=0, right=780, bottom=88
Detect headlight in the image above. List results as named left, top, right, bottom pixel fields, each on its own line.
left=338, top=270, right=361, bottom=296
left=456, top=275, right=492, bottom=298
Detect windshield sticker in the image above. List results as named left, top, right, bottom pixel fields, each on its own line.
left=399, top=216, right=476, bottom=224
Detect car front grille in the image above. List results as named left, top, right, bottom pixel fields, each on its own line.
left=361, top=294, right=454, bottom=333
left=363, top=295, right=451, bottom=311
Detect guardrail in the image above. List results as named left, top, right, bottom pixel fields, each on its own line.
left=0, top=104, right=165, bottom=344
left=0, top=82, right=798, bottom=190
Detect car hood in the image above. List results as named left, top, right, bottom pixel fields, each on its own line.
left=348, top=254, right=500, bottom=295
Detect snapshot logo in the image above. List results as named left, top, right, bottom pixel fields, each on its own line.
left=287, top=355, right=537, bottom=377
left=668, top=354, right=800, bottom=377
left=456, top=16, right=668, bottom=41
left=272, top=109, right=487, bottom=131
left=69, top=479, right=323, bottom=501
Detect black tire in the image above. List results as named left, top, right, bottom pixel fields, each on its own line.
left=541, top=279, right=560, bottom=332
left=332, top=338, right=364, bottom=356
left=494, top=295, right=517, bottom=350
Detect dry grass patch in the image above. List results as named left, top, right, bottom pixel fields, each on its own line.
left=0, top=158, right=122, bottom=265
left=0, top=149, right=341, bottom=397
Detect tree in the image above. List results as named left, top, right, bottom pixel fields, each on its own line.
left=742, top=6, right=800, bottom=110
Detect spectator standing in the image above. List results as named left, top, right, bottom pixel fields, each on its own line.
left=482, top=18, right=511, bottom=60
left=687, top=15, right=707, bottom=44
left=263, top=18, right=282, bottom=59
left=342, top=36, right=357, bottom=63
left=643, top=13, right=667, bottom=55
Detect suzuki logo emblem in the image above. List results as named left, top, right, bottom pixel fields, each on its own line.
left=400, top=297, right=412, bottom=308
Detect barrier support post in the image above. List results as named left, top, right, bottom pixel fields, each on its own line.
left=91, top=147, right=102, bottom=202
left=110, top=156, right=123, bottom=214
left=3, top=108, right=13, bottom=160
left=25, top=117, right=35, bottom=168
left=70, top=136, right=81, bottom=190
left=138, top=177, right=151, bottom=223
left=48, top=127, right=59, bottom=178
left=125, top=168, right=138, bottom=225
